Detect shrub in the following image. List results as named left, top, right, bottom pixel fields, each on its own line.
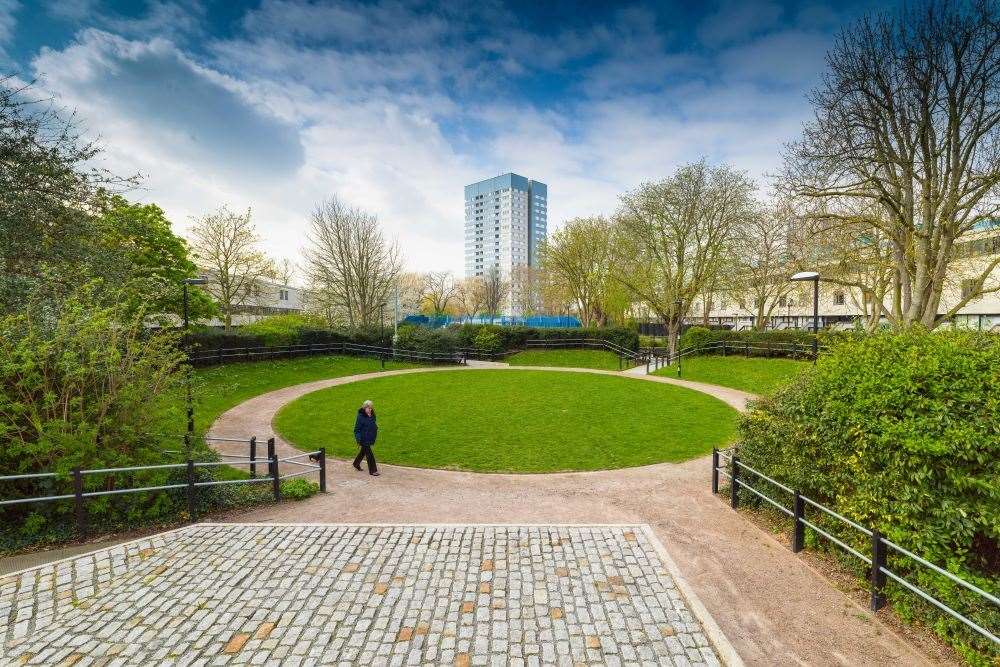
left=679, top=326, right=818, bottom=357
left=453, top=324, right=638, bottom=352
left=279, top=478, right=319, bottom=501
left=395, top=324, right=459, bottom=354
left=737, top=330, right=999, bottom=662
left=241, top=313, right=329, bottom=346
left=472, top=326, right=504, bottom=354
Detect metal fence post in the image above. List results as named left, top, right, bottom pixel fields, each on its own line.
left=380, top=354, right=386, bottom=370
left=730, top=455, right=740, bottom=509
left=722, top=341, right=727, bottom=356
left=318, top=448, right=327, bottom=493
left=216, top=347, right=222, bottom=364
left=711, top=449, right=719, bottom=494
left=870, top=530, right=887, bottom=611
left=792, top=491, right=805, bottom=552
left=677, top=352, right=682, bottom=378
left=267, top=438, right=281, bottom=502
left=745, top=341, right=750, bottom=358
left=249, top=436, right=257, bottom=478
left=72, top=468, right=86, bottom=539
left=186, top=459, right=196, bottom=520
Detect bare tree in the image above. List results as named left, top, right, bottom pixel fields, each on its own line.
left=782, top=1, right=1000, bottom=329
left=726, top=203, right=796, bottom=330
left=304, top=197, right=402, bottom=328
left=190, top=206, right=274, bottom=331
left=422, top=271, right=458, bottom=316
left=454, top=276, right=486, bottom=320
left=481, top=266, right=509, bottom=318
left=396, top=272, right=426, bottom=317
left=613, top=160, right=755, bottom=355
left=792, top=198, right=897, bottom=331
left=511, top=265, right=545, bottom=317
left=274, top=257, right=296, bottom=286
left=539, top=216, right=616, bottom=327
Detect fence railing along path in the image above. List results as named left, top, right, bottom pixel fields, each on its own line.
left=645, top=340, right=825, bottom=374
left=0, top=436, right=327, bottom=540
left=712, top=447, right=999, bottom=646
left=188, top=341, right=465, bottom=367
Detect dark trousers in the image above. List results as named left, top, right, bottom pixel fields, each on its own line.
left=353, top=444, right=378, bottom=474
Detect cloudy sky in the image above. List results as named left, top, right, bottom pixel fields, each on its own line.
left=3, top=0, right=890, bottom=277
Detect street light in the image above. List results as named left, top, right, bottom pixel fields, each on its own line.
left=182, top=277, right=207, bottom=438
left=790, top=271, right=820, bottom=359
left=674, top=299, right=683, bottom=377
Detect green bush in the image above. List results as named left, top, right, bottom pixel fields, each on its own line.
left=679, top=326, right=818, bottom=357
left=472, top=326, right=504, bottom=354
left=240, top=313, right=329, bottom=346
left=737, top=330, right=999, bottom=663
left=395, top=324, right=459, bottom=354
left=453, top=324, right=638, bottom=352
left=279, top=478, right=319, bottom=501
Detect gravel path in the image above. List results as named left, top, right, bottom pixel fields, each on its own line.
left=207, top=365, right=935, bottom=666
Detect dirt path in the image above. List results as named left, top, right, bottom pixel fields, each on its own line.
left=209, top=366, right=937, bottom=667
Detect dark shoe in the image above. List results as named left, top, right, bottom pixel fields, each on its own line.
left=370, top=471, right=380, bottom=477
left=353, top=462, right=361, bottom=471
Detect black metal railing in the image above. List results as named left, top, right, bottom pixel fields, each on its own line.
left=188, top=341, right=465, bottom=367
left=0, top=436, right=327, bottom=539
left=711, top=447, right=999, bottom=646
left=523, top=338, right=648, bottom=370
left=645, top=340, right=824, bottom=375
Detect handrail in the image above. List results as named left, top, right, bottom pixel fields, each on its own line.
left=712, top=448, right=999, bottom=648
left=1, top=441, right=330, bottom=530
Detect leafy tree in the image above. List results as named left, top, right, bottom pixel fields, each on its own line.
left=89, top=195, right=215, bottom=323
left=539, top=216, right=617, bottom=326
left=0, top=79, right=134, bottom=313
left=613, top=160, right=756, bottom=355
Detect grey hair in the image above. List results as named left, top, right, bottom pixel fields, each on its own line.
left=362, top=400, right=373, bottom=408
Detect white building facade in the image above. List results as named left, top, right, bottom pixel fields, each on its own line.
left=464, top=173, right=547, bottom=292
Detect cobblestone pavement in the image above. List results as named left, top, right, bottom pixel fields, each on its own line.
left=1, top=524, right=733, bottom=666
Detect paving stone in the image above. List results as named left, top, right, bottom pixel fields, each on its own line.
left=0, top=525, right=723, bottom=665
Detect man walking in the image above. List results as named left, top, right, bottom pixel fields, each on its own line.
left=353, top=399, right=379, bottom=476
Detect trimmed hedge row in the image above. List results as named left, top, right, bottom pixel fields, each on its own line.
left=680, top=326, right=818, bottom=356
left=736, top=330, right=999, bottom=663
left=184, top=326, right=391, bottom=354
left=183, top=322, right=638, bottom=361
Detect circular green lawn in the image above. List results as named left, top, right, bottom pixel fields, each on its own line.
left=274, top=369, right=737, bottom=473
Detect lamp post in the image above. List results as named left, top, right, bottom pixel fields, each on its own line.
left=790, top=271, right=820, bottom=359
left=182, top=277, right=207, bottom=438
left=674, top=299, right=683, bottom=376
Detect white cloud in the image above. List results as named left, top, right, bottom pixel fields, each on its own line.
left=23, top=1, right=832, bottom=277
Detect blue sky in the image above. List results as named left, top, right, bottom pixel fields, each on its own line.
left=2, top=0, right=891, bottom=274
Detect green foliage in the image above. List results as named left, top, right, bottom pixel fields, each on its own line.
left=185, top=326, right=390, bottom=358
left=680, top=326, right=817, bottom=357
left=395, top=324, right=460, bottom=354
left=454, top=324, right=639, bottom=352
left=0, top=284, right=191, bottom=549
left=280, top=478, right=319, bottom=500
left=472, top=325, right=504, bottom=354
left=90, top=195, right=215, bottom=323
left=240, top=313, right=329, bottom=346
left=737, top=330, right=999, bottom=661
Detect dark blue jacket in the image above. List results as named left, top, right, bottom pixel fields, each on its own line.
left=354, top=408, right=378, bottom=446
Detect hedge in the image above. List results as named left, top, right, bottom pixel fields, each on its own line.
left=736, top=330, right=999, bottom=663
left=453, top=324, right=638, bottom=353
left=680, top=326, right=818, bottom=357
left=184, top=325, right=391, bottom=355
